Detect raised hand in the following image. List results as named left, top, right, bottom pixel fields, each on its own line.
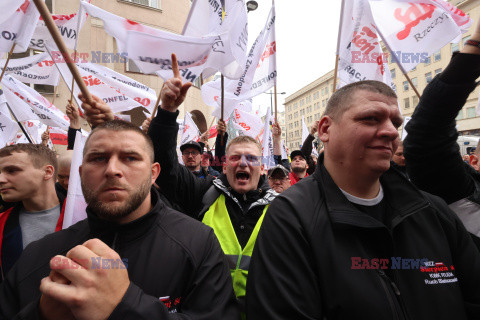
left=160, top=53, right=192, bottom=112
left=78, top=94, right=114, bottom=128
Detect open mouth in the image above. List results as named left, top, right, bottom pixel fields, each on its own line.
left=236, top=172, right=250, bottom=181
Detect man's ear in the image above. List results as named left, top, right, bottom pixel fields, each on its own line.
left=470, top=154, right=480, bottom=172
left=318, top=116, right=333, bottom=143
left=44, top=165, right=55, bottom=181
left=151, top=162, right=161, bottom=183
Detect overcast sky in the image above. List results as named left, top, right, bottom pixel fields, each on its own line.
left=247, top=0, right=342, bottom=117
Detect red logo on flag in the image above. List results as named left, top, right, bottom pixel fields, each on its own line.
left=394, top=3, right=436, bottom=40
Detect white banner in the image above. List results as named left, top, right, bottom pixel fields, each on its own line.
left=1, top=74, right=70, bottom=128
left=0, top=52, right=59, bottom=85
left=337, top=0, right=394, bottom=89
left=232, top=108, right=263, bottom=140
left=63, top=131, right=88, bottom=229
left=261, top=107, right=275, bottom=169
left=182, top=0, right=223, bottom=37
left=0, top=102, right=19, bottom=147
left=202, top=5, right=277, bottom=110
left=0, top=0, right=42, bottom=53
left=30, top=6, right=88, bottom=51
left=54, top=59, right=157, bottom=115
left=180, top=111, right=201, bottom=146
left=0, top=0, right=25, bottom=25
left=368, top=0, right=469, bottom=72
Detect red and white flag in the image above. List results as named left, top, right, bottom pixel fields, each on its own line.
left=368, top=0, right=470, bottom=72
left=0, top=52, right=60, bottom=86
left=30, top=5, right=88, bottom=51
left=1, top=74, right=70, bottom=128
left=180, top=112, right=201, bottom=146
left=63, top=131, right=88, bottom=229
left=49, top=127, right=68, bottom=145
left=232, top=108, right=264, bottom=140
left=0, top=0, right=42, bottom=53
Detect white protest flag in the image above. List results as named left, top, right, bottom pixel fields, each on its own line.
left=368, top=0, right=470, bottom=72
left=180, top=112, right=201, bottom=146
left=0, top=89, right=19, bottom=146
left=63, top=131, right=88, bottom=229
left=0, top=0, right=25, bottom=25
left=281, top=140, right=288, bottom=159
left=0, top=52, right=60, bottom=85
left=49, top=126, right=68, bottom=145
left=210, top=97, right=253, bottom=119
left=401, top=116, right=412, bottom=141
left=261, top=107, right=275, bottom=169
left=182, top=0, right=223, bottom=37
left=232, top=108, right=264, bottom=139
left=30, top=4, right=88, bottom=51
left=53, top=59, right=157, bottom=115
left=202, top=5, right=277, bottom=112
left=337, top=0, right=394, bottom=89
left=0, top=0, right=42, bottom=53
left=1, top=75, right=70, bottom=128
left=22, top=120, right=42, bottom=143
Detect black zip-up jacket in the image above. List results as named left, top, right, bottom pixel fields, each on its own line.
left=148, top=108, right=277, bottom=248
left=404, top=52, right=480, bottom=248
left=0, top=189, right=240, bottom=320
left=247, top=156, right=480, bottom=319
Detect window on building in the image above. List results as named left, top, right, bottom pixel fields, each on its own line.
left=412, top=95, right=419, bottom=107
left=424, top=56, right=431, bottom=65
left=325, top=86, right=329, bottom=95
left=451, top=42, right=459, bottom=54
left=403, top=81, right=409, bottom=91
left=321, top=88, right=325, bottom=96
left=411, top=77, right=417, bottom=87
left=467, top=107, right=476, bottom=118
left=456, top=110, right=464, bottom=120
left=435, top=68, right=442, bottom=76
left=434, top=50, right=441, bottom=62
left=404, top=98, right=410, bottom=109
left=390, top=69, right=396, bottom=79
left=122, top=0, right=161, bottom=9
left=425, top=72, right=432, bottom=84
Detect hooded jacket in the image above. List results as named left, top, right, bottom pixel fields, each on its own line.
left=247, top=156, right=480, bottom=319
left=0, top=188, right=240, bottom=320
left=404, top=52, right=480, bottom=248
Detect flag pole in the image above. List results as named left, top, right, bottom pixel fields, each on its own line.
left=0, top=44, right=16, bottom=84
left=69, top=49, right=78, bottom=103
left=5, top=103, right=34, bottom=144
left=151, top=85, right=162, bottom=119
left=274, top=85, right=278, bottom=123
left=32, top=0, right=93, bottom=105
left=333, top=0, right=346, bottom=93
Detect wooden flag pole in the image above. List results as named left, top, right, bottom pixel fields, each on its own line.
left=151, top=86, right=162, bottom=119
left=0, top=44, right=16, bottom=83
left=32, top=0, right=93, bottom=105
left=332, top=54, right=339, bottom=93
left=274, top=85, right=278, bottom=123
left=69, top=49, right=78, bottom=102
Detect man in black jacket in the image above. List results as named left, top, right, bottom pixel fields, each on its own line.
left=247, top=80, right=480, bottom=319
left=149, top=54, right=277, bottom=309
left=403, top=24, right=480, bottom=248
left=0, top=120, right=239, bottom=320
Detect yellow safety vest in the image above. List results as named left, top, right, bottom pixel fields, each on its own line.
left=202, top=194, right=268, bottom=301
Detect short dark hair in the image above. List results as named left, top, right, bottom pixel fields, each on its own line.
left=323, top=81, right=397, bottom=120
left=84, top=120, right=155, bottom=162
left=0, top=143, right=58, bottom=179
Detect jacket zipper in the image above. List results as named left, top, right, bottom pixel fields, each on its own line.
left=377, top=269, right=404, bottom=320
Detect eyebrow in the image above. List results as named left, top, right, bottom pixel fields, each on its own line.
left=0, top=165, right=23, bottom=171
left=86, top=150, right=144, bottom=158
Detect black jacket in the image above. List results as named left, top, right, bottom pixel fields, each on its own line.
left=404, top=52, right=480, bottom=247
left=148, top=109, right=277, bottom=248
left=0, top=189, right=240, bottom=320
left=301, top=133, right=317, bottom=175
left=247, top=157, right=480, bottom=319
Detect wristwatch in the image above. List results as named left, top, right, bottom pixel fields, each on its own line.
left=465, top=39, right=480, bottom=49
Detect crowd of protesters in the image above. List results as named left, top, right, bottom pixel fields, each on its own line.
left=1, top=18, right=480, bottom=320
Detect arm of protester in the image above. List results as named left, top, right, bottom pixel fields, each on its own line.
left=78, top=94, right=114, bottom=128
left=404, top=20, right=480, bottom=205
left=159, top=54, right=192, bottom=113
left=141, top=117, right=152, bottom=134
left=300, top=121, right=318, bottom=159
left=66, top=101, right=81, bottom=130
left=41, top=129, right=49, bottom=147
left=109, top=232, right=240, bottom=320
left=246, top=196, right=322, bottom=319
left=213, top=119, right=228, bottom=173
left=199, top=131, right=209, bottom=151
left=272, top=122, right=282, bottom=156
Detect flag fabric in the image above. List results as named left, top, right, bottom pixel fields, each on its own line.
left=261, top=107, right=275, bottom=169
left=368, top=0, right=470, bottom=72
left=62, top=131, right=88, bottom=229
left=281, top=140, right=288, bottom=160
left=202, top=5, right=277, bottom=111
left=180, top=111, right=201, bottom=146
left=0, top=0, right=25, bottom=25
left=1, top=74, right=70, bottom=128
left=52, top=58, right=157, bottom=115
left=49, top=126, right=68, bottom=145
left=337, top=0, right=394, bottom=89
left=0, top=0, right=42, bottom=53
left=0, top=52, right=60, bottom=85
left=0, top=90, right=19, bottom=146
left=182, top=0, right=223, bottom=37
left=232, top=108, right=264, bottom=140
left=401, top=116, right=412, bottom=141
left=30, top=5, right=88, bottom=51
left=210, top=98, right=253, bottom=119
left=209, top=125, right=218, bottom=139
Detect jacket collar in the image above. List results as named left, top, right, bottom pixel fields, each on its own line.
left=314, top=153, right=429, bottom=229
left=86, top=187, right=164, bottom=247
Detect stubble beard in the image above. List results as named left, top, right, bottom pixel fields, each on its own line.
left=81, top=176, right=152, bottom=222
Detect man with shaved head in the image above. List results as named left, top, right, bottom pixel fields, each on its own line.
left=0, top=119, right=239, bottom=320
left=55, top=150, right=73, bottom=199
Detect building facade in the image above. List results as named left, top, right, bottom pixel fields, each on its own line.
left=284, top=0, right=480, bottom=150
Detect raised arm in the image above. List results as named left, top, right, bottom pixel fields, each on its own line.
left=213, top=119, right=228, bottom=173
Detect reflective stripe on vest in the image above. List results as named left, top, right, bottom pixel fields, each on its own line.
left=202, top=194, right=268, bottom=300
